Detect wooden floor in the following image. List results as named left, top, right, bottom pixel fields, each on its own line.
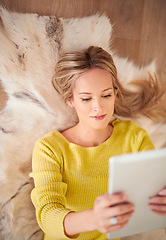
left=0, top=0, right=166, bottom=110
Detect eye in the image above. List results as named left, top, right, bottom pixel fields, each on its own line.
left=102, top=94, right=112, bottom=98
left=81, top=98, right=92, bottom=102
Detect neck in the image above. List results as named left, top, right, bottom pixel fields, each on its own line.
left=74, top=123, right=113, bottom=147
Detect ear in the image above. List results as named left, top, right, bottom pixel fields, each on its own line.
left=66, top=99, right=74, bottom=108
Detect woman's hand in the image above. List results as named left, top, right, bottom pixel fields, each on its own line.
left=92, top=192, right=135, bottom=233
left=64, top=192, right=135, bottom=237
left=149, top=187, right=166, bottom=216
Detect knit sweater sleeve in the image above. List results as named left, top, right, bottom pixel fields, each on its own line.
left=30, top=135, right=73, bottom=239
left=131, top=123, right=155, bottom=152
left=138, top=130, right=155, bottom=151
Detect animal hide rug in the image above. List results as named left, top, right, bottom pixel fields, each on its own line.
left=0, top=6, right=165, bottom=240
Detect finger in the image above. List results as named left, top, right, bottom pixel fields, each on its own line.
left=107, top=220, right=128, bottom=233
left=95, top=193, right=129, bottom=209
left=149, top=204, right=166, bottom=215
left=149, top=196, right=166, bottom=204
left=150, top=208, right=166, bottom=216
left=96, top=210, right=135, bottom=234
left=108, top=203, right=135, bottom=218
left=150, top=187, right=166, bottom=198
left=101, top=203, right=135, bottom=219
left=159, top=187, right=166, bottom=196
left=111, top=210, right=134, bottom=225
left=98, top=218, right=129, bottom=234
left=109, top=193, right=129, bottom=206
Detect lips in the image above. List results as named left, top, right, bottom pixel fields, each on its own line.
left=90, top=114, right=106, bottom=120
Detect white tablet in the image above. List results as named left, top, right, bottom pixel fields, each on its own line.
left=107, top=148, right=166, bottom=239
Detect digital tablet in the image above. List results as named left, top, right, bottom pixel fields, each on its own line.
left=107, top=148, right=166, bottom=239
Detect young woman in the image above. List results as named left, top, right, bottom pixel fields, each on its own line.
left=30, top=46, right=166, bottom=240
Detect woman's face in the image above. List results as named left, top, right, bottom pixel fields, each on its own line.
left=68, top=68, right=115, bottom=130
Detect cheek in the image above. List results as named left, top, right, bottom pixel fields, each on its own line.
left=107, top=96, right=115, bottom=106
left=76, top=103, right=90, bottom=113
left=72, top=100, right=89, bottom=113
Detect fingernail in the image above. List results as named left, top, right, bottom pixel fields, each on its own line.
left=159, top=189, right=166, bottom=195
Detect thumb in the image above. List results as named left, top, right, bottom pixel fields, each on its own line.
left=159, top=187, right=166, bottom=196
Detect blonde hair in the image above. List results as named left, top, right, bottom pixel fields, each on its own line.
left=52, top=46, right=166, bottom=121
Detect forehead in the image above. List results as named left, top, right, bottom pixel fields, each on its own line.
left=74, top=68, right=113, bottom=93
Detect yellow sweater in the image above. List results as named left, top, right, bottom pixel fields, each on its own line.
left=30, top=119, right=154, bottom=240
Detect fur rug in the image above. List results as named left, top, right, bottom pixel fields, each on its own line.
left=0, top=6, right=165, bottom=240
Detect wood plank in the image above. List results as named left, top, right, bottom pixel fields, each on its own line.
left=111, top=38, right=141, bottom=64
left=139, top=0, right=166, bottom=75
left=108, top=0, right=145, bottom=65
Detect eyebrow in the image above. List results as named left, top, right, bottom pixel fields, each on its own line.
left=78, top=87, right=113, bottom=95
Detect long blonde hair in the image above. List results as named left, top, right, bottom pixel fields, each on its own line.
left=52, top=46, right=166, bottom=121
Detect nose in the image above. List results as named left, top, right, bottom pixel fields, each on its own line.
left=92, top=98, right=103, bottom=112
